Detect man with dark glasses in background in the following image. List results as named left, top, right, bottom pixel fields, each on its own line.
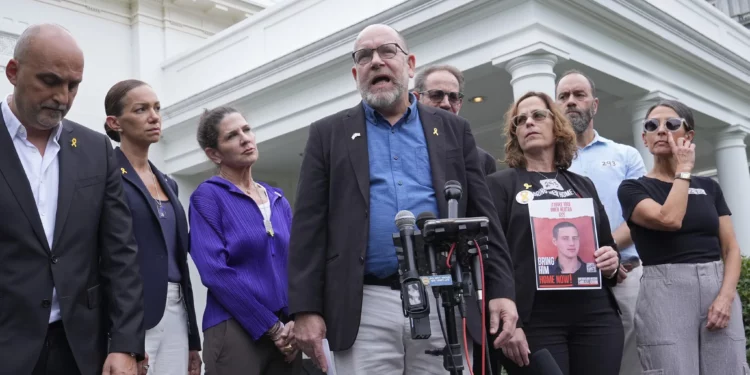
left=555, top=70, right=646, bottom=375
left=413, top=65, right=498, bottom=176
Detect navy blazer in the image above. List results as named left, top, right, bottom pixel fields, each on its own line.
left=115, top=147, right=201, bottom=351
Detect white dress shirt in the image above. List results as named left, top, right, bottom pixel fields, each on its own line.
left=1, top=95, right=63, bottom=323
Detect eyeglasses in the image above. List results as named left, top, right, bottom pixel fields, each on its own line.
left=419, top=89, right=464, bottom=105
left=352, top=43, right=407, bottom=65
left=643, top=117, right=686, bottom=132
left=511, top=109, right=552, bottom=128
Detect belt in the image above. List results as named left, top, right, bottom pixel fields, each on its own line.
left=363, top=273, right=401, bottom=290
left=622, top=258, right=641, bottom=272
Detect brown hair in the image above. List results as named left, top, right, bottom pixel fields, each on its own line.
left=103, top=79, right=149, bottom=142
left=502, top=91, right=578, bottom=169
left=197, top=106, right=240, bottom=151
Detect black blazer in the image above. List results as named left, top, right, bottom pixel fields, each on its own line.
left=485, top=168, right=620, bottom=326
left=288, top=101, right=515, bottom=351
left=477, top=147, right=497, bottom=176
left=0, top=117, right=144, bottom=374
left=115, top=148, right=201, bottom=351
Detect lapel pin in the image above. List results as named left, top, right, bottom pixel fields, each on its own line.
left=524, top=183, right=532, bottom=189
left=121, top=168, right=127, bottom=175
left=352, top=133, right=361, bottom=140
left=433, top=128, right=439, bottom=136
left=71, top=138, right=77, bottom=148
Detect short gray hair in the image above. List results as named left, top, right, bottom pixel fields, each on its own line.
left=413, top=65, right=465, bottom=93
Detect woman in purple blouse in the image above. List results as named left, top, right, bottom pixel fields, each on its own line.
left=189, top=106, right=301, bottom=375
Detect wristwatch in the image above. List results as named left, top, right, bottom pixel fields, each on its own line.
left=675, top=172, right=691, bottom=181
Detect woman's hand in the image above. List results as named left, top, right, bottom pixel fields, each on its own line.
left=500, top=328, right=530, bottom=367
left=273, top=321, right=298, bottom=361
left=669, top=135, right=695, bottom=173
left=595, top=246, right=619, bottom=278
left=136, top=353, right=149, bottom=375
left=706, top=294, right=734, bottom=331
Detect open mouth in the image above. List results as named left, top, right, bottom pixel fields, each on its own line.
left=371, top=75, right=392, bottom=87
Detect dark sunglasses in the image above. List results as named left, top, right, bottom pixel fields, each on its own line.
left=643, top=117, right=686, bottom=132
left=511, top=109, right=552, bottom=127
left=352, top=43, right=407, bottom=65
left=419, top=89, right=464, bottom=105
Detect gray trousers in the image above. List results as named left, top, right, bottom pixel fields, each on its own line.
left=334, top=285, right=471, bottom=374
left=203, top=319, right=302, bottom=375
left=635, top=260, right=749, bottom=375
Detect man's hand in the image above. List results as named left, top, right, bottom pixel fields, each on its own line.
left=188, top=350, right=202, bottom=375
left=103, top=353, right=138, bottom=375
left=489, top=298, right=519, bottom=348
left=136, top=353, right=149, bottom=375
left=293, top=313, right=328, bottom=372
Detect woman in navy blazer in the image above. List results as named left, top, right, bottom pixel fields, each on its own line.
left=103, top=80, right=202, bottom=375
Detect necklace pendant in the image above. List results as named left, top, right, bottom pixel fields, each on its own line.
left=158, top=204, right=166, bottom=218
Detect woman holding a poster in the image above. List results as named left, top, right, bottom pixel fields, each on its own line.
left=485, top=91, right=623, bottom=375
left=618, top=100, right=748, bottom=375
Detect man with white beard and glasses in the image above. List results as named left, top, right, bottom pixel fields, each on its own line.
left=288, top=24, right=519, bottom=375
left=556, top=70, right=646, bottom=375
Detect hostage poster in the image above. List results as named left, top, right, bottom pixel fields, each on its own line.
left=528, top=198, right=602, bottom=290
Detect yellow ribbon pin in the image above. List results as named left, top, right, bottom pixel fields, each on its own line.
left=71, top=138, right=77, bottom=147
left=524, top=183, right=532, bottom=189
left=121, top=168, right=127, bottom=175
left=433, top=128, right=438, bottom=136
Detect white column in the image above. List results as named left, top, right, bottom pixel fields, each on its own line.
left=715, top=126, right=750, bottom=256
left=492, top=43, right=568, bottom=102
left=503, top=54, right=559, bottom=101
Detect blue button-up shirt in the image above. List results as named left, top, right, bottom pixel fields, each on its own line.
left=569, top=131, right=647, bottom=261
left=364, top=94, right=439, bottom=278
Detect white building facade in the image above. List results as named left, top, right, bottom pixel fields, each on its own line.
left=3, top=0, right=749, bottom=354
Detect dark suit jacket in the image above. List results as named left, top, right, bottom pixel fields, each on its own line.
left=477, top=147, right=497, bottom=176
left=288, top=101, right=515, bottom=351
left=0, top=117, right=145, bottom=374
left=115, top=148, right=201, bottom=351
left=485, top=168, right=620, bottom=326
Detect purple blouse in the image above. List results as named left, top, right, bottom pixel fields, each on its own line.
left=189, top=176, right=292, bottom=340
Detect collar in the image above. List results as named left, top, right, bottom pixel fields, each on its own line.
left=580, top=130, right=608, bottom=150
left=1, top=94, right=63, bottom=142
left=207, top=175, right=281, bottom=206
left=362, top=92, right=419, bottom=125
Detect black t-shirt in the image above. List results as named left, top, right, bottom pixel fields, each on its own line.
left=618, top=176, right=730, bottom=266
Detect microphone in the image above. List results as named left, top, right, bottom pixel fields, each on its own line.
left=443, top=181, right=466, bottom=317
left=531, top=349, right=563, bottom=375
left=395, top=210, right=431, bottom=339
left=444, top=180, right=462, bottom=219
left=416, top=212, right=438, bottom=275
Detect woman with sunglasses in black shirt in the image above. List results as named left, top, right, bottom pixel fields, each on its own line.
left=618, top=99, right=748, bottom=375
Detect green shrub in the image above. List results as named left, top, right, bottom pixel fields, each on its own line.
left=739, top=256, right=750, bottom=363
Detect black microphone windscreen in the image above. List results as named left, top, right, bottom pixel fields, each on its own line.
left=531, top=349, right=563, bottom=375
left=416, top=211, right=436, bottom=230
left=395, top=210, right=416, bottom=229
